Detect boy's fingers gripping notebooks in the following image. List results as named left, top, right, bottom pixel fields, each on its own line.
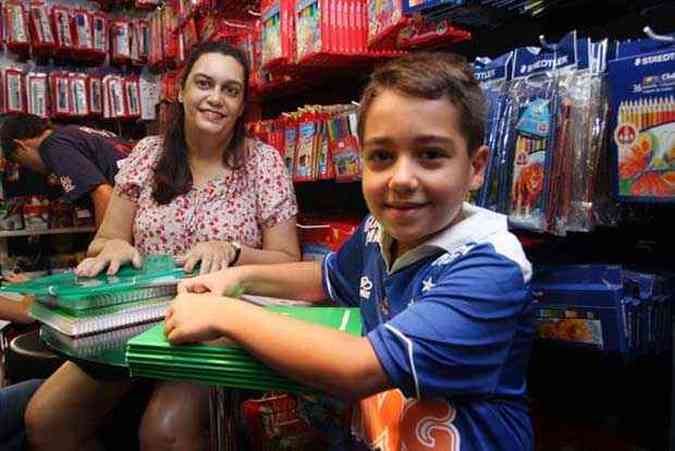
left=0, top=255, right=191, bottom=313
left=127, top=306, right=362, bottom=393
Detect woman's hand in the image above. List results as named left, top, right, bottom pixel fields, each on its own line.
left=177, top=267, right=244, bottom=297
left=177, top=241, right=238, bottom=275
left=75, top=239, right=143, bottom=277
left=164, top=293, right=227, bottom=344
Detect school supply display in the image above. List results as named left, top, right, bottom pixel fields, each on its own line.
left=250, top=104, right=361, bottom=182
left=531, top=265, right=673, bottom=360
left=475, top=31, right=613, bottom=235
left=608, top=33, right=675, bottom=202
left=127, top=307, right=363, bottom=392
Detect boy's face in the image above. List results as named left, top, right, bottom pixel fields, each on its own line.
left=361, top=89, right=488, bottom=256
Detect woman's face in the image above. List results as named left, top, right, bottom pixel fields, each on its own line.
left=180, top=52, right=246, bottom=141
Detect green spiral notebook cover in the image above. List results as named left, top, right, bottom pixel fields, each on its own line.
left=1, top=255, right=188, bottom=312
left=126, top=306, right=362, bottom=392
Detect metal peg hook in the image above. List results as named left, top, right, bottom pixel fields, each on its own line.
left=643, top=26, right=675, bottom=42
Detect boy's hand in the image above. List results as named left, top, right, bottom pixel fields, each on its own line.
left=177, top=268, right=243, bottom=297
left=164, top=293, right=225, bottom=344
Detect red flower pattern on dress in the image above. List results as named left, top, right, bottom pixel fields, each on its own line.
left=114, top=136, right=298, bottom=258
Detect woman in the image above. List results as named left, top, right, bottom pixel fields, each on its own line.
left=24, top=41, right=300, bottom=451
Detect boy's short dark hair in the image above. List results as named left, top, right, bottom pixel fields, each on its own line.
left=0, top=113, right=51, bottom=160
left=357, top=52, right=487, bottom=157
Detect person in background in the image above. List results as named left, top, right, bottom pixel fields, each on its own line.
left=25, top=40, right=300, bottom=451
left=168, top=52, right=535, bottom=450
left=0, top=114, right=133, bottom=226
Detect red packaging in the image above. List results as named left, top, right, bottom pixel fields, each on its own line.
left=29, top=2, right=56, bottom=57
left=124, top=76, right=141, bottom=118
left=50, top=71, right=73, bottom=117
left=69, top=72, right=89, bottom=116
left=87, top=75, right=103, bottom=116
left=3, top=68, right=27, bottom=114
left=52, top=5, right=75, bottom=57
left=4, top=2, right=30, bottom=56
left=91, top=12, right=109, bottom=59
left=241, top=394, right=319, bottom=451
left=26, top=72, right=49, bottom=118
left=72, top=9, right=94, bottom=57
left=110, top=20, right=132, bottom=64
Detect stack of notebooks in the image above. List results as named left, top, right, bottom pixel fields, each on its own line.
left=0, top=255, right=187, bottom=337
left=127, top=306, right=362, bottom=393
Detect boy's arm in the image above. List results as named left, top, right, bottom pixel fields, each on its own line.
left=179, top=261, right=327, bottom=303
left=165, top=293, right=392, bottom=401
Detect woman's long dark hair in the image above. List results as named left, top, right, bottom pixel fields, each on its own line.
left=152, top=41, right=251, bottom=205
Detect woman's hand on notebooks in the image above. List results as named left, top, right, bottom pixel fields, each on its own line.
left=178, top=267, right=242, bottom=296
left=165, top=293, right=225, bottom=344
left=75, top=239, right=143, bottom=277
left=175, top=241, right=238, bottom=276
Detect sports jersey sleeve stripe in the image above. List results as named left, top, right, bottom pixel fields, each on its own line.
left=322, top=253, right=337, bottom=303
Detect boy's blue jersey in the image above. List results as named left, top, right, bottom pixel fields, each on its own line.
left=322, top=204, right=534, bottom=451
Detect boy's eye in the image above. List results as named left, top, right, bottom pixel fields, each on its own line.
left=365, top=150, right=392, bottom=163
left=419, top=148, right=446, bottom=160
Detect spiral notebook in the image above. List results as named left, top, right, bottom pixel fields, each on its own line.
left=1, top=255, right=187, bottom=312
left=31, top=297, right=171, bottom=337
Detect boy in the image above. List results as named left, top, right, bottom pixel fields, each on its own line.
left=166, top=52, right=534, bottom=450
left=0, top=113, right=133, bottom=226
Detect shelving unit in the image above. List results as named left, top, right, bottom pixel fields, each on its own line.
left=0, top=227, right=96, bottom=238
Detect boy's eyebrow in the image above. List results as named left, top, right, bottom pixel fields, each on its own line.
left=364, top=135, right=457, bottom=148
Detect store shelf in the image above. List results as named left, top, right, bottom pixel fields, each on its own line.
left=0, top=227, right=96, bottom=238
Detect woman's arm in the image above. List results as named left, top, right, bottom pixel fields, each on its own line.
left=87, top=191, right=138, bottom=256
left=238, top=217, right=301, bottom=265
left=180, top=217, right=301, bottom=275
left=77, top=191, right=142, bottom=276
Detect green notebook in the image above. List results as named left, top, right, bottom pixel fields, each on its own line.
left=126, top=306, right=362, bottom=392
left=1, top=255, right=188, bottom=312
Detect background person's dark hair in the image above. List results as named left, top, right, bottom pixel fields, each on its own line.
left=153, top=41, right=251, bottom=205
left=357, top=52, right=487, bottom=157
left=0, top=113, right=51, bottom=160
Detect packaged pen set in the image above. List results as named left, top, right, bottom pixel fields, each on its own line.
left=475, top=31, right=613, bottom=235
left=607, top=33, right=675, bottom=202
left=531, top=264, right=673, bottom=360
left=249, top=104, right=361, bottom=182
left=0, top=255, right=188, bottom=337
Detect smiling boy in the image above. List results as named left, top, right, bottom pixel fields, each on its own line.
left=166, top=52, right=535, bottom=451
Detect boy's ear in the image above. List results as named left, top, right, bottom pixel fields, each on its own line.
left=468, top=145, right=490, bottom=191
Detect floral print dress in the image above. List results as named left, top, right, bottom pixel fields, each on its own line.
left=114, top=136, right=298, bottom=258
